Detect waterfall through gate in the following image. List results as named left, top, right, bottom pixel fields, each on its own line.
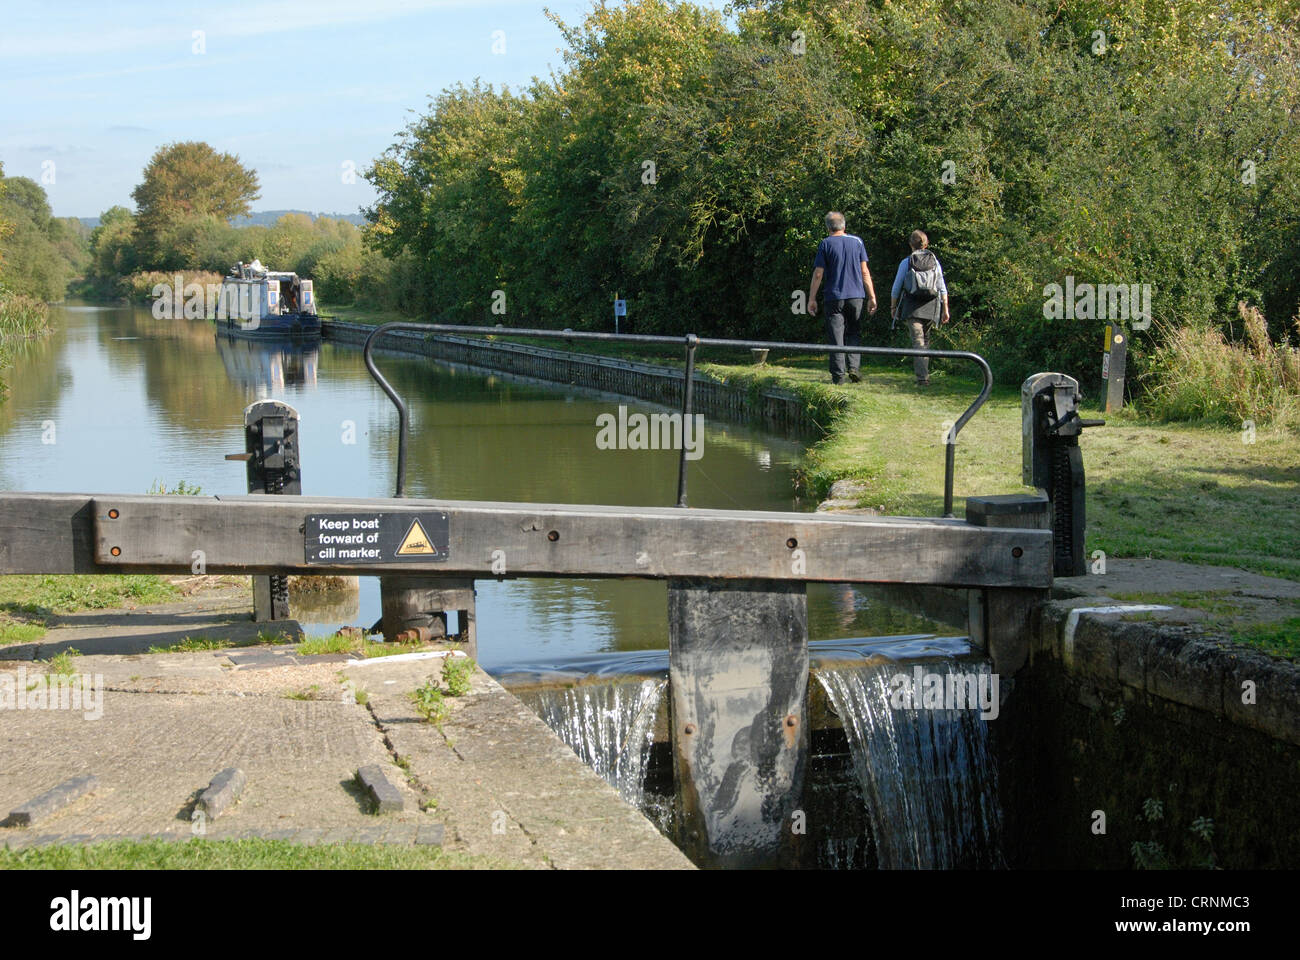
left=519, top=679, right=664, bottom=809
left=816, top=660, right=1005, bottom=869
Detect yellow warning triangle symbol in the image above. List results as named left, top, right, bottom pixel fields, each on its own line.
left=396, top=519, right=437, bottom=556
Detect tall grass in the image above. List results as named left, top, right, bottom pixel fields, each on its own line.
left=0, top=292, right=51, bottom=397
left=0, top=292, right=50, bottom=340
left=1145, top=303, right=1300, bottom=428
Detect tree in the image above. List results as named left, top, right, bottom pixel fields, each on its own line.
left=131, top=142, right=260, bottom=269
left=0, top=161, right=10, bottom=282
left=87, top=206, right=138, bottom=288
left=0, top=176, right=79, bottom=300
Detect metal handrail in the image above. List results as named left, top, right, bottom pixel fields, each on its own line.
left=362, top=322, right=993, bottom=517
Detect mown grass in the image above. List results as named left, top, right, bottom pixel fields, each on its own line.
left=0, top=619, right=46, bottom=645
left=703, top=355, right=1300, bottom=581
left=1232, top=617, right=1300, bottom=660
left=0, top=574, right=180, bottom=617
left=0, top=837, right=509, bottom=870
left=321, top=303, right=410, bottom=327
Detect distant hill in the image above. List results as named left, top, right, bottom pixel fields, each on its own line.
left=77, top=209, right=368, bottom=229
left=230, top=210, right=368, bottom=228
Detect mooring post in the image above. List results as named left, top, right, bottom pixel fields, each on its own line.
left=667, top=577, right=809, bottom=868
left=237, top=400, right=301, bottom=622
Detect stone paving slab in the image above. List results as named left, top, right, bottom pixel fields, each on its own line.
left=347, top=658, right=693, bottom=870
left=0, top=593, right=694, bottom=869
left=0, top=692, right=425, bottom=839
left=1056, top=558, right=1300, bottom=606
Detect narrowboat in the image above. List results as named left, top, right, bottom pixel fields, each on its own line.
left=216, top=259, right=321, bottom=339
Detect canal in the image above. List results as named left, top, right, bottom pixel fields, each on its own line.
left=0, top=303, right=948, bottom=668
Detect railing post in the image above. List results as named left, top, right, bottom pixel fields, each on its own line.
left=676, top=334, right=698, bottom=508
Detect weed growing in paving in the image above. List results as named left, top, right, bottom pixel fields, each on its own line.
left=146, top=479, right=203, bottom=496
left=148, top=632, right=288, bottom=655
left=298, top=632, right=438, bottom=660
left=442, top=656, right=476, bottom=696
left=411, top=679, right=450, bottom=726
left=44, top=648, right=81, bottom=676
left=297, top=633, right=359, bottom=656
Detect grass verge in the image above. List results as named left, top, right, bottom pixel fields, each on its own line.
left=0, top=837, right=508, bottom=870
left=0, top=574, right=180, bottom=620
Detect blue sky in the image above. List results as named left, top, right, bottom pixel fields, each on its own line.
left=1, top=0, right=730, bottom=219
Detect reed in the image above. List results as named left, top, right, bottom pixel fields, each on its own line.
left=1145, top=303, right=1300, bottom=428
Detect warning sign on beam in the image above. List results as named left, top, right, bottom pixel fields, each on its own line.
left=304, top=513, right=449, bottom=564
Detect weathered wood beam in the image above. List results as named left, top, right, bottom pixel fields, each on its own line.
left=0, top=492, right=1051, bottom=588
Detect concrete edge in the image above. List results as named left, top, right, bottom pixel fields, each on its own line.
left=1034, top=599, right=1300, bottom=746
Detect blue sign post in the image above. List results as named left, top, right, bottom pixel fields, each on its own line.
left=613, top=297, right=626, bottom=334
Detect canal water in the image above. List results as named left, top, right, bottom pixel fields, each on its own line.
left=0, top=304, right=950, bottom=667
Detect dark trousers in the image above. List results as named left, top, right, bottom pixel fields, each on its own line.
left=824, top=298, right=864, bottom=381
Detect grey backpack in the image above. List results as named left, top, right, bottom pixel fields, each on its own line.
left=903, top=249, right=942, bottom=300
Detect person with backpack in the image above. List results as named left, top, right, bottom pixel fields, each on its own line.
left=807, top=211, right=877, bottom=384
left=890, top=230, right=950, bottom=386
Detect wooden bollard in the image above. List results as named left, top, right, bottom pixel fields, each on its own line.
left=379, top=576, right=476, bottom=659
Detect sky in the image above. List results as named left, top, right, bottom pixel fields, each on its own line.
left=1, top=0, right=731, bottom=219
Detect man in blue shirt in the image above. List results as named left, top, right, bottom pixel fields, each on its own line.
left=808, top=211, right=877, bottom=384
left=890, top=229, right=950, bottom=386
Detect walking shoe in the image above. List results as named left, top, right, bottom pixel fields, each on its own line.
left=916, top=379, right=931, bottom=387
left=831, top=377, right=845, bottom=385
left=848, top=372, right=861, bottom=383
